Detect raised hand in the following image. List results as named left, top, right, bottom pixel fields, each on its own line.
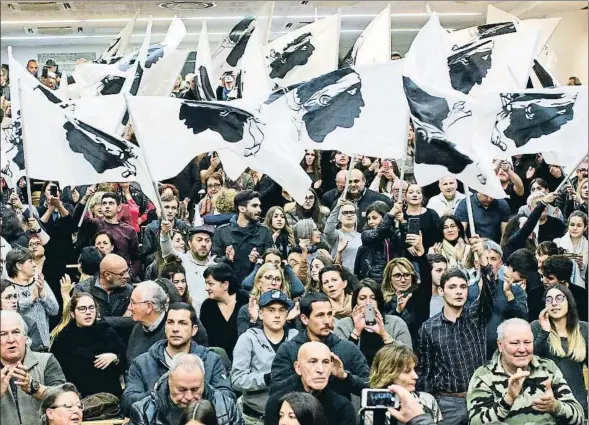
left=505, top=367, right=530, bottom=405
left=351, top=305, right=365, bottom=335
left=539, top=308, right=551, bottom=332
left=396, top=291, right=413, bottom=314
left=225, top=245, right=235, bottom=262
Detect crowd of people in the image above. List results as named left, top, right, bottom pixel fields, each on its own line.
left=1, top=57, right=588, bottom=425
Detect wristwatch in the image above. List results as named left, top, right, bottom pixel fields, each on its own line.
left=27, top=379, right=40, bottom=395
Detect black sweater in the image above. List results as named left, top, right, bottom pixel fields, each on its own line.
left=50, top=321, right=126, bottom=398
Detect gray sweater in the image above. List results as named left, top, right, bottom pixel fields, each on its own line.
left=231, top=327, right=298, bottom=414
left=334, top=315, right=413, bottom=348
left=323, top=203, right=362, bottom=272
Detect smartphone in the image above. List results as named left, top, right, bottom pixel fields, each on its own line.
left=50, top=185, right=58, bottom=197
left=364, top=304, right=376, bottom=326
left=383, top=160, right=391, bottom=169
left=407, top=217, right=420, bottom=236
left=42, top=66, right=49, bottom=79
left=361, top=389, right=399, bottom=410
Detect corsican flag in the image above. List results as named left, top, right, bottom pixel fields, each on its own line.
left=73, top=16, right=186, bottom=97
left=126, top=95, right=311, bottom=204
left=260, top=60, right=410, bottom=160
left=263, top=14, right=340, bottom=89
left=210, top=16, right=256, bottom=83
left=341, top=5, right=391, bottom=67
left=240, top=24, right=274, bottom=102
left=18, top=84, right=158, bottom=204
left=191, top=21, right=216, bottom=101
left=95, top=10, right=139, bottom=64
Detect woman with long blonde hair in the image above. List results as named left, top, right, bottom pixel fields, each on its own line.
left=237, top=263, right=297, bottom=336
left=50, top=292, right=125, bottom=398
left=532, top=284, right=588, bottom=412
left=364, top=343, right=442, bottom=424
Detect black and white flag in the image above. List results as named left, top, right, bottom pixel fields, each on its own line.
left=74, top=16, right=187, bottom=97
left=95, top=10, right=138, bottom=64
left=263, top=15, right=340, bottom=88
left=126, top=95, right=311, bottom=204
left=341, top=5, right=391, bottom=67
left=18, top=85, right=158, bottom=203
left=260, top=60, right=409, bottom=159
left=210, top=16, right=256, bottom=83
left=191, top=21, right=216, bottom=101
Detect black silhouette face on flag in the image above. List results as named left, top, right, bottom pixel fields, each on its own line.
left=448, top=39, right=494, bottom=94
left=63, top=114, right=137, bottom=177
left=34, top=84, right=62, bottom=104
left=1, top=112, right=24, bottom=171
left=223, top=17, right=256, bottom=67
left=288, top=68, right=364, bottom=143
left=491, top=92, right=578, bottom=151
left=118, top=44, right=165, bottom=72
left=179, top=101, right=264, bottom=157
left=97, top=75, right=126, bottom=96
left=403, top=77, right=485, bottom=182
left=268, top=33, right=316, bottom=79
left=475, top=22, right=517, bottom=40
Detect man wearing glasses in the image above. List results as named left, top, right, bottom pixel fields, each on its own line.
left=73, top=253, right=133, bottom=333
left=0, top=310, right=66, bottom=425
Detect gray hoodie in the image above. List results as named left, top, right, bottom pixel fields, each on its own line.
left=231, top=327, right=298, bottom=414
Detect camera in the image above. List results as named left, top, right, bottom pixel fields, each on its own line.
left=361, top=389, right=399, bottom=410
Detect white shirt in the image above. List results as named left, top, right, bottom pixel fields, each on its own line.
left=427, top=192, right=465, bottom=217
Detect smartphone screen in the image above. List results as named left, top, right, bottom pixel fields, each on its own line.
left=407, top=218, right=420, bottom=235
left=362, top=389, right=399, bottom=409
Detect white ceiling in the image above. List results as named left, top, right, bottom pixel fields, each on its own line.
left=1, top=1, right=587, bottom=53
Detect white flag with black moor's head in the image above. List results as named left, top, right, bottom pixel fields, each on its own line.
left=95, top=10, right=138, bottom=64
left=126, top=95, right=311, bottom=204
left=18, top=85, right=158, bottom=204
left=240, top=25, right=274, bottom=102
left=191, top=21, right=216, bottom=101
left=341, top=5, right=391, bottom=67
left=263, top=14, right=340, bottom=89
left=474, top=86, right=588, bottom=162
left=259, top=59, right=409, bottom=160
left=403, top=76, right=507, bottom=198
left=210, top=16, right=256, bottom=84
left=74, top=16, right=186, bottom=97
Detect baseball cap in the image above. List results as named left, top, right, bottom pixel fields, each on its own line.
left=188, top=225, right=215, bottom=238
left=259, top=290, right=292, bottom=309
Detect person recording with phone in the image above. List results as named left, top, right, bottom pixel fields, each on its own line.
left=361, top=343, right=442, bottom=425
left=403, top=184, right=441, bottom=254
left=554, top=211, right=588, bottom=288
left=334, top=279, right=412, bottom=365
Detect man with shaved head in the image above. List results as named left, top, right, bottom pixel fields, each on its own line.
left=322, top=169, right=348, bottom=208
left=427, top=176, right=465, bottom=217
left=74, top=253, right=133, bottom=319
left=332, top=168, right=392, bottom=228
left=264, top=342, right=356, bottom=425
left=467, top=318, right=584, bottom=425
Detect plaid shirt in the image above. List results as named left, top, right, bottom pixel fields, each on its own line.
left=418, top=265, right=494, bottom=394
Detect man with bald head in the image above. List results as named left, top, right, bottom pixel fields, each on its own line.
left=467, top=318, right=584, bottom=425
left=265, top=342, right=357, bottom=425
left=331, top=168, right=392, bottom=228
left=322, top=169, right=348, bottom=208
left=427, top=176, right=465, bottom=217
left=74, top=253, right=133, bottom=320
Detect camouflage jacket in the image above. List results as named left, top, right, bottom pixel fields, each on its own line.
left=467, top=351, right=584, bottom=425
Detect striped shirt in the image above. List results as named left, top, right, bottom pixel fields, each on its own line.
left=12, top=280, right=59, bottom=349
left=418, top=265, right=494, bottom=394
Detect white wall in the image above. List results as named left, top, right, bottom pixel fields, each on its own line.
left=1, top=44, right=104, bottom=67
left=545, top=10, right=588, bottom=84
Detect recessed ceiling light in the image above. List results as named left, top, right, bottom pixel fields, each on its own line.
left=157, top=1, right=216, bottom=10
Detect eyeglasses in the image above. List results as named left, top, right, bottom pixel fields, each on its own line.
left=545, top=294, right=566, bottom=305
left=392, top=273, right=412, bottom=281
left=75, top=305, right=96, bottom=313
left=304, top=195, right=315, bottom=202
left=51, top=403, right=83, bottom=411
left=578, top=168, right=588, bottom=173
left=350, top=179, right=362, bottom=184
left=2, top=294, right=19, bottom=301
left=341, top=210, right=356, bottom=216
left=28, top=242, right=42, bottom=248
left=207, top=183, right=222, bottom=189
left=443, top=224, right=458, bottom=230
left=263, top=276, right=282, bottom=283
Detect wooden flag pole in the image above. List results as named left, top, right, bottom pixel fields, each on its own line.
left=77, top=199, right=90, bottom=228
left=463, top=184, right=476, bottom=236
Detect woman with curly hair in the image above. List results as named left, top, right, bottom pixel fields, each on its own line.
left=203, top=187, right=236, bottom=227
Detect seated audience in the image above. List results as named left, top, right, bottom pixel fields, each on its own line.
left=40, top=383, right=83, bottom=425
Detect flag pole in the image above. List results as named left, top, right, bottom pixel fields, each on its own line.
left=77, top=198, right=90, bottom=228
left=122, top=94, right=165, bottom=215
left=342, top=153, right=358, bottom=201
left=463, top=184, right=476, bottom=235
left=15, top=76, right=33, bottom=213
left=553, top=152, right=588, bottom=193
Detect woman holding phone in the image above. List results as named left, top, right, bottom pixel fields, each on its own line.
left=554, top=211, right=588, bottom=288
left=403, top=184, right=442, bottom=254
left=334, top=279, right=412, bottom=364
